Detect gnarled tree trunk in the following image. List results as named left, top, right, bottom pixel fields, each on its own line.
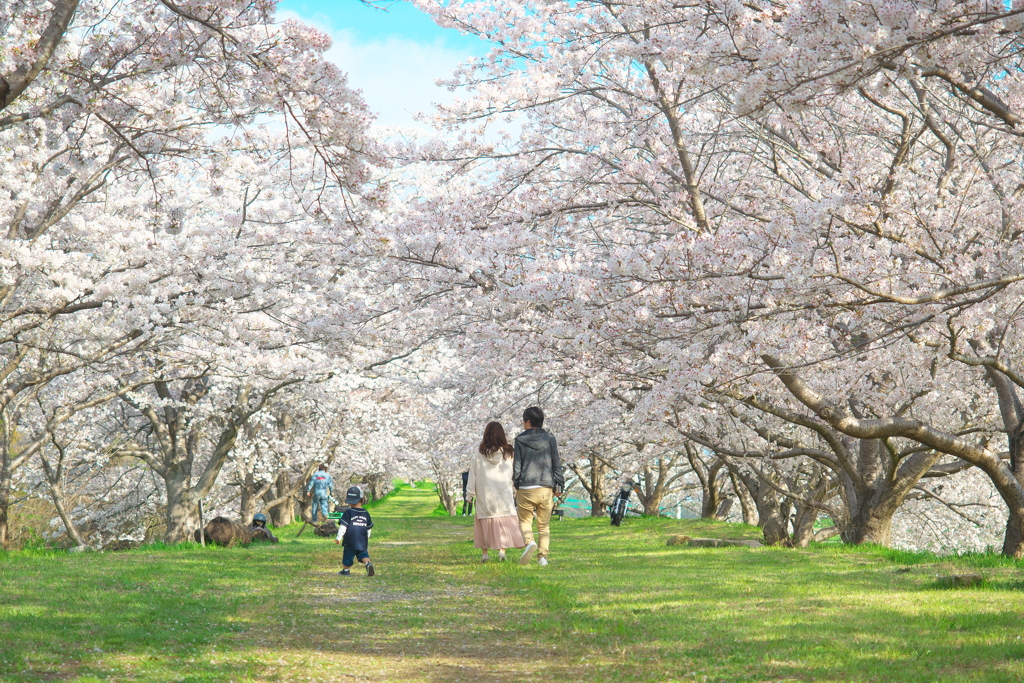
left=39, top=438, right=87, bottom=547
left=265, top=471, right=295, bottom=527
left=684, top=443, right=729, bottom=520
left=701, top=461, right=728, bottom=519
left=635, top=452, right=688, bottom=516
left=237, top=468, right=276, bottom=527
left=0, top=469, right=10, bottom=550
left=570, top=455, right=610, bottom=517
left=365, top=472, right=393, bottom=501
left=719, top=460, right=791, bottom=546
left=730, top=471, right=758, bottom=526
left=429, top=455, right=460, bottom=515
left=990, top=368, right=1024, bottom=558
left=121, top=378, right=298, bottom=544
left=754, top=486, right=790, bottom=546
left=164, top=467, right=202, bottom=545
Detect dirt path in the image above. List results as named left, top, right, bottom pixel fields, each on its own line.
left=237, top=488, right=590, bottom=683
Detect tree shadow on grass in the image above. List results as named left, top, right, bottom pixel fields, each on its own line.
left=490, top=544, right=1024, bottom=681
left=0, top=544, right=302, bottom=682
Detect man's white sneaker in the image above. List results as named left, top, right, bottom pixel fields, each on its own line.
left=519, top=541, right=538, bottom=565
left=538, top=557, right=549, bottom=567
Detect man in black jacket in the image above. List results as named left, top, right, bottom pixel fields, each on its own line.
left=513, top=406, right=564, bottom=566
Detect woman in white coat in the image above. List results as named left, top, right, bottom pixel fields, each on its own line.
left=467, top=421, right=534, bottom=563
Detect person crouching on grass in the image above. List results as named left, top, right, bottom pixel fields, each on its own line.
left=335, top=485, right=375, bottom=576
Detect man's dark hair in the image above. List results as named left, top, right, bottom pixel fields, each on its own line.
left=523, top=406, right=544, bottom=429
left=319, top=463, right=328, bottom=471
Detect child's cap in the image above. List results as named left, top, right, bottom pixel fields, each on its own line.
left=345, top=486, right=364, bottom=505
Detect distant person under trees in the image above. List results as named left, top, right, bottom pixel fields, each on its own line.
left=306, top=464, right=334, bottom=524
left=513, top=407, right=564, bottom=566
left=461, top=470, right=473, bottom=516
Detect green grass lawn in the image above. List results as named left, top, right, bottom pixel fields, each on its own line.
left=3, top=486, right=1024, bottom=682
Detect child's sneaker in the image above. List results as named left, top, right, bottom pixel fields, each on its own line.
left=519, top=541, right=537, bottom=565
left=365, top=562, right=375, bottom=577
left=338, top=569, right=351, bottom=576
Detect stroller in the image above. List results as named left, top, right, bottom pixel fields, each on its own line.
left=610, top=482, right=636, bottom=527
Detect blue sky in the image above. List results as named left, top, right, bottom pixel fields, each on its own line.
left=277, top=0, right=491, bottom=130
left=278, top=0, right=485, bottom=52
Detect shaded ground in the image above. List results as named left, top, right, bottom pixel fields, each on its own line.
left=4, top=486, right=1024, bottom=681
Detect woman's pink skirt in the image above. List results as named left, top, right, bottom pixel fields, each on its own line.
left=474, top=515, right=526, bottom=550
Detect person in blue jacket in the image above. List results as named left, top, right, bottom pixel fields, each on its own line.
left=306, top=464, right=334, bottom=524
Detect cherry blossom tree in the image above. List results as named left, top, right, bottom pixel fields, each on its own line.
left=0, top=0, right=390, bottom=546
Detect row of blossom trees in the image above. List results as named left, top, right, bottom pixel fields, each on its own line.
left=362, top=0, right=1024, bottom=555
left=0, top=0, right=422, bottom=548
left=7, top=0, right=1024, bottom=556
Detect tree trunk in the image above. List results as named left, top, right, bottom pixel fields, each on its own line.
left=46, top=479, right=86, bottom=547
left=1003, top=422, right=1024, bottom=557
left=791, top=503, right=816, bottom=548
left=237, top=469, right=277, bottom=526
left=164, top=469, right=200, bottom=544
left=759, top=506, right=789, bottom=545
left=730, top=471, right=758, bottom=525
left=53, top=492, right=85, bottom=546
left=1004, top=512, right=1024, bottom=559
left=239, top=473, right=257, bottom=527
left=264, top=464, right=324, bottom=527
left=266, top=472, right=294, bottom=527
left=125, top=379, right=294, bottom=544
left=39, top=439, right=87, bottom=547
left=365, top=472, right=393, bottom=501
left=700, top=462, right=726, bottom=518
left=436, top=477, right=457, bottom=515
left=841, top=500, right=895, bottom=545
left=714, top=497, right=733, bottom=521
left=789, top=472, right=831, bottom=548
left=715, top=457, right=791, bottom=546
left=569, top=458, right=610, bottom=517
left=0, top=422, right=13, bottom=549
left=0, top=473, right=9, bottom=550
left=430, top=460, right=459, bottom=515
left=636, top=455, right=685, bottom=516
left=752, top=484, right=790, bottom=546
left=297, top=495, right=313, bottom=522
left=642, top=488, right=665, bottom=516
left=589, top=460, right=609, bottom=517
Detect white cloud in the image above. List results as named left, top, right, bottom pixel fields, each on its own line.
left=280, top=10, right=475, bottom=134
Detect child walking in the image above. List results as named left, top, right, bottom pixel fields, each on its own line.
left=335, top=485, right=375, bottom=576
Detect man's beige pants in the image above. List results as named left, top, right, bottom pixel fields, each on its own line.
left=516, top=487, right=553, bottom=558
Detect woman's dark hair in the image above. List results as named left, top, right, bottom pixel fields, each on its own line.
left=480, top=421, right=513, bottom=459
left=523, top=406, right=544, bottom=429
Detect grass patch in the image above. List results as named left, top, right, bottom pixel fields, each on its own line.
left=428, top=502, right=452, bottom=516
left=363, top=481, right=412, bottom=510
left=5, top=488, right=1024, bottom=681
